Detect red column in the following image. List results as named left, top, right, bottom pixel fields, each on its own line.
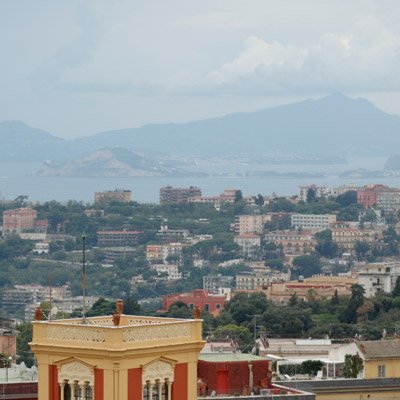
left=172, top=363, right=188, bottom=400
left=128, top=368, right=142, bottom=400
left=48, top=365, right=60, bottom=400
left=94, top=368, right=104, bottom=400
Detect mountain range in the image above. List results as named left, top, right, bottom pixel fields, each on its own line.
left=1, top=93, right=399, bottom=162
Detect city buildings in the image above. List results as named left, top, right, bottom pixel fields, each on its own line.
left=97, top=230, right=143, bottom=247
left=377, top=190, right=400, bottom=214
left=331, top=227, right=379, bottom=253
left=2, top=207, right=47, bottom=237
left=30, top=309, right=205, bottom=400
left=234, top=233, right=261, bottom=258
left=358, top=261, right=400, bottom=297
left=290, top=213, right=336, bottom=231
left=163, top=289, right=226, bottom=315
left=263, top=275, right=356, bottom=304
left=197, top=353, right=271, bottom=396
left=265, top=231, right=316, bottom=256
left=235, top=214, right=272, bottom=235
left=94, top=189, right=132, bottom=204
left=146, top=243, right=186, bottom=264
left=203, top=275, right=233, bottom=294
left=236, top=271, right=290, bottom=291
left=298, top=185, right=333, bottom=202
left=151, top=264, right=182, bottom=281
left=159, top=186, right=202, bottom=204
left=357, top=184, right=389, bottom=208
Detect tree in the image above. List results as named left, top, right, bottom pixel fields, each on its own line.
left=393, top=277, right=400, bottom=297
left=292, top=255, right=322, bottom=278
left=306, top=188, right=317, bottom=203
left=330, top=289, right=339, bottom=306
left=301, top=360, right=324, bottom=376
left=340, top=284, right=365, bottom=324
left=336, top=191, right=357, bottom=207
left=86, top=298, right=115, bottom=317
left=354, top=241, right=370, bottom=260
left=315, top=229, right=338, bottom=258
left=17, top=323, right=34, bottom=367
left=289, top=293, right=299, bottom=306
left=255, top=194, right=265, bottom=207
left=343, top=353, right=363, bottom=378
left=213, top=324, right=253, bottom=352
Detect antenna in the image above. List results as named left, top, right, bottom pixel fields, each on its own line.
left=82, top=235, right=87, bottom=324
left=49, top=272, right=52, bottom=321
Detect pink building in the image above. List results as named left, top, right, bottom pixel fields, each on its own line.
left=2, top=208, right=37, bottom=236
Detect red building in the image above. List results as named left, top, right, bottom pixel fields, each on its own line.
left=163, top=289, right=226, bottom=315
left=2, top=208, right=37, bottom=236
left=0, top=382, right=38, bottom=399
left=197, top=353, right=271, bottom=396
left=357, top=184, right=389, bottom=208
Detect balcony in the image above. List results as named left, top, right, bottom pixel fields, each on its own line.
left=31, top=315, right=203, bottom=351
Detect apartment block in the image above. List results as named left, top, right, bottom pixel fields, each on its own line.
left=97, top=230, right=143, bottom=247
left=94, top=189, right=132, bottom=204
left=298, top=185, right=333, bottom=202
left=265, top=230, right=316, bottom=256
left=151, top=264, right=182, bottom=280
left=235, top=214, right=272, bottom=235
left=236, top=271, right=289, bottom=291
left=234, top=233, right=261, bottom=258
left=377, top=190, right=400, bottom=214
left=203, top=275, right=233, bottom=293
left=331, top=227, right=378, bottom=252
left=291, top=213, right=336, bottom=231
left=2, top=207, right=37, bottom=236
left=159, top=185, right=202, bottom=203
left=358, top=261, right=400, bottom=298
left=357, top=184, right=389, bottom=208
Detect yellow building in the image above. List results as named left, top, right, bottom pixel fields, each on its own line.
left=30, top=311, right=204, bottom=400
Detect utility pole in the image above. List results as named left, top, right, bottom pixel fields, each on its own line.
left=82, top=235, right=87, bottom=324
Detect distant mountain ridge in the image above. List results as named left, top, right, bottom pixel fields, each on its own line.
left=1, top=93, right=400, bottom=161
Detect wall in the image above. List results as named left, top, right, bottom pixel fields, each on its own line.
left=198, top=359, right=270, bottom=396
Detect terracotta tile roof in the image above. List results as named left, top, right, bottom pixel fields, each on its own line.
left=357, top=340, right=400, bottom=359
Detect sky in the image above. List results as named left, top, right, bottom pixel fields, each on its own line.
left=1, top=0, right=400, bottom=138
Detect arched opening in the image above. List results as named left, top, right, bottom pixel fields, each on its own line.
left=64, top=382, right=71, bottom=400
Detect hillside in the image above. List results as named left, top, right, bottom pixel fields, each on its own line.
left=37, top=148, right=193, bottom=177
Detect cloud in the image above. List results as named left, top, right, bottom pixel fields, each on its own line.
left=206, top=15, right=400, bottom=94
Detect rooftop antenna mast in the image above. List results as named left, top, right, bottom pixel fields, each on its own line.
left=82, top=235, right=87, bottom=324
left=49, top=272, right=52, bottom=321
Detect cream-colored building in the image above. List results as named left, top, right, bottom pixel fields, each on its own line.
left=235, top=214, right=272, bottom=235
left=30, top=312, right=204, bottom=400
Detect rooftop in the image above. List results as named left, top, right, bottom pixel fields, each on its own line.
left=31, top=314, right=203, bottom=352
left=357, top=340, right=400, bottom=359
left=199, top=353, right=267, bottom=363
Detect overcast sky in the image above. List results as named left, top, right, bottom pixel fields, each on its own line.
left=1, top=0, right=400, bottom=138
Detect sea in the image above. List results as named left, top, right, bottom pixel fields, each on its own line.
left=0, top=157, right=399, bottom=204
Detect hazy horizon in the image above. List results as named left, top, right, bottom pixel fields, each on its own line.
left=2, top=1, right=400, bottom=138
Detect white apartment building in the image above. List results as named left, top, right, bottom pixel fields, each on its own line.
left=377, top=191, right=400, bottom=214
left=291, top=213, right=336, bottom=231
left=298, top=185, right=333, bottom=202
left=235, top=214, right=272, bottom=235
left=151, top=264, right=182, bottom=280
left=236, top=271, right=289, bottom=291
left=358, top=261, right=400, bottom=298
left=234, top=234, right=261, bottom=258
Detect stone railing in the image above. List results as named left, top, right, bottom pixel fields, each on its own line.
left=32, top=317, right=202, bottom=350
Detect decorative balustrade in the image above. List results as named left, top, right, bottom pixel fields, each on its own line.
left=32, top=316, right=201, bottom=350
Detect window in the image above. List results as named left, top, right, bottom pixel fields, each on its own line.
left=205, top=304, right=210, bottom=312
left=152, top=381, right=160, bottom=400
left=161, top=382, right=168, bottom=400
left=143, top=383, right=150, bottom=400
left=74, top=384, right=82, bottom=400
left=216, top=304, right=221, bottom=310
left=64, top=383, right=71, bottom=400
left=85, top=385, right=93, bottom=400
left=378, top=364, right=386, bottom=378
